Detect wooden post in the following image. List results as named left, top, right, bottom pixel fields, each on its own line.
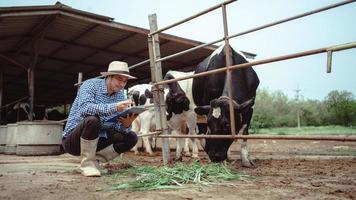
left=0, top=70, right=3, bottom=122
left=28, top=67, right=34, bottom=121
left=148, top=14, right=170, bottom=165
left=77, top=72, right=83, bottom=91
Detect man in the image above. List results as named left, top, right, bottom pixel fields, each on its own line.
left=62, top=61, right=138, bottom=177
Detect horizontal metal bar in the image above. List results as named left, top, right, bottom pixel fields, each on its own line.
left=227, top=0, right=356, bottom=40
left=155, top=0, right=356, bottom=64
left=153, top=42, right=356, bottom=86
left=129, top=59, right=150, bottom=70
left=156, top=134, right=356, bottom=141
left=149, top=0, right=237, bottom=36
left=156, top=37, right=224, bottom=63
left=326, top=42, right=356, bottom=51
left=138, top=131, right=162, bottom=138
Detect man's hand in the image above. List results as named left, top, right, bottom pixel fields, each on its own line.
left=118, top=114, right=138, bottom=128
left=116, top=100, right=132, bottom=112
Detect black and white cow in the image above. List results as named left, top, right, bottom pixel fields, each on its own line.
left=193, top=44, right=259, bottom=167
left=164, top=71, right=200, bottom=160
left=128, top=84, right=156, bottom=155
left=129, top=82, right=199, bottom=160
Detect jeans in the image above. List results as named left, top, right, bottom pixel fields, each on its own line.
left=62, top=115, right=138, bottom=156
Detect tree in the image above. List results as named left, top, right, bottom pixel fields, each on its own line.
left=324, top=90, right=356, bottom=126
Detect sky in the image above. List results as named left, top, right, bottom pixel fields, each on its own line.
left=1, top=0, right=355, bottom=100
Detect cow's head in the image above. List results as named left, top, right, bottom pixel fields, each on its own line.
left=129, top=88, right=153, bottom=106
left=195, top=97, right=254, bottom=162
left=164, top=73, right=190, bottom=120
left=165, top=91, right=190, bottom=120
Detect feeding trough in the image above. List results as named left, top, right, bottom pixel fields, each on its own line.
left=16, top=121, right=63, bottom=156
left=4, top=123, right=18, bottom=155
left=0, top=125, right=8, bottom=153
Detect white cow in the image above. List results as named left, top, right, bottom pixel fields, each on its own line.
left=128, top=84, right=156, bottom=155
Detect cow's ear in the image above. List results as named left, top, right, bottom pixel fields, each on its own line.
left=183, top=99, right=190, bottom=111
left=139, top=95, right=147, bottom=105
left=131, top=91, right=140, bottom=106
left=145, top=89, right=153, bottom=99
left=194, top=106, right=210, bottom=115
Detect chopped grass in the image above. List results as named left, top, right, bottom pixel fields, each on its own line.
left=107, top=162, right=249, bottom=191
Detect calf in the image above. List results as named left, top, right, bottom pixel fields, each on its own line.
left=164, top=71, right=200, bottom=160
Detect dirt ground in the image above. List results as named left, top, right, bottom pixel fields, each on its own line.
left=1, top=139, right=356, bottom=200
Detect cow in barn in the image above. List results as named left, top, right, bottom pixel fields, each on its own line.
left=46, top=109, right=68, bottom=121
left=164, top=71, right=200, bottom=160
left=128, top=84, right=156, bottom=155
left=193, top=44, right=259, bottom=167
left=5, top=102, right=46, bottom=124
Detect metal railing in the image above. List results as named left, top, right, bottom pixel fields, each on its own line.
left=145, top=0, right=356, bottom=164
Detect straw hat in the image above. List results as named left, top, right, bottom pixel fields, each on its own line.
left=100, top=61, right=137, bottom=79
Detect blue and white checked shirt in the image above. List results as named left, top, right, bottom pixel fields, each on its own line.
left=63, top=78, right=129, bottom=138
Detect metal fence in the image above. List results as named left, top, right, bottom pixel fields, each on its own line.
left=135, top=0, right=356, bottom=164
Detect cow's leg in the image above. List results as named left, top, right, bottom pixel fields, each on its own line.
left=227, top=144, right=233, bottom=162
left=186, top=118, right=199, bottom=159
left=173, top=129, right=184, bottom=161
left=131, top=117, right=153, bottom=155
left=131, top=120, right=140, bottom=155
left=141, top=124, right=154, bottom=155
left=180, top=123, right=191, bottom=156
left=187, top=134, right=200, bottom=159
left=240, top=109, right=255, bottom=168
left=142, top=134, right=153, bottom=155
left=241, top=140, right=253, bottom=167
left=131, top=140, right=139, bottom=155
left=183, top=138, right=191, bottom=156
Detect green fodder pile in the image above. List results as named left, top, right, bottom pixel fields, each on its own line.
left=108, top=162, right=249, bottom=191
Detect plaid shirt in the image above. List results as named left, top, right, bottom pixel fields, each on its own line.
left=63, top=78, right=128, bottom=138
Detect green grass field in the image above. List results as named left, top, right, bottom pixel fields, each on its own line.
left=251, top=125, right=356, bottom=135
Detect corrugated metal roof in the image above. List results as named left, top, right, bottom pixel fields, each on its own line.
left=0, top=2, right=256, bottom=108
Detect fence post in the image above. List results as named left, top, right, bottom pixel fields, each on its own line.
left=222, top=4, right=237, bottom=137
left=148, top=14, right=170, bottom=165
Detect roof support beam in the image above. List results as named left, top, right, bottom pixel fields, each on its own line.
left=0, top=53, right=28, bottom=71
left=45, top=32, right=138, bottom=77
left=44, top=36, right=149, bottom=61
left=77, top=32, right=137, bottom=62
left=37, top=23, right=100, bottom=66
left=13, top=15, right=58, bottom=55
left=12, top=51, right=100, bottom=69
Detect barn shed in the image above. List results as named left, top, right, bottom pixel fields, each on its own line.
left=0, top=2, right=255, bottom=112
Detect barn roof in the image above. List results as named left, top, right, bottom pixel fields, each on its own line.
left=0, top=2, right=256, bottom=107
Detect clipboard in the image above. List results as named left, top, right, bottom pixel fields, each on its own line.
left=106, top=106, right=146, bottom=123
